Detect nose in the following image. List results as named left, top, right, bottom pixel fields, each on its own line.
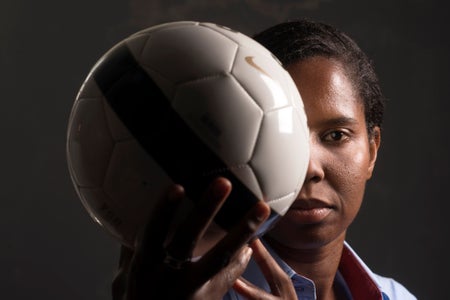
left=304, top=141, right=325, bottom=184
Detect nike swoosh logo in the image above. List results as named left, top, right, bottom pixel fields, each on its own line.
left=245, top=56, right=271, bottom=78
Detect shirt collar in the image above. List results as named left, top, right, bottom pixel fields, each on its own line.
left=339, top=242, right=384, bottom=300
left=243, top=239, right=384, bottom=300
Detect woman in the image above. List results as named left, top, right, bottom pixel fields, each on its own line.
left=113, top=19, right=416, bottom=300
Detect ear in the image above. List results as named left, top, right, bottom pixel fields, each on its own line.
left=367, top=126, right=381, bottom=179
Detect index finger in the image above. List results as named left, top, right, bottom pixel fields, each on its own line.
left=249, top=239, right=295, bottom=298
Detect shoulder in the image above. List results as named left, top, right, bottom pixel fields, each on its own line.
left=372, top=273, right=417, bottom=300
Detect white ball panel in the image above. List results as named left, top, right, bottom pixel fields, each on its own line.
left=78, top=187, right=135, bottom=245
left=103, top=139, right=173, bottom=224
left=173, top=75, right=263, bottom=164
left=250, top=106, right=309, bottom=214
left=266, top=192, right=297, bottom=217
left=287, top=74, right=305, bottom=111
left=125, top=33, right=151, bottom=60
left=229, top=164, right=263, bottom=201
left=67, top=98, right=114, bottom=187
left=232, top=46, right=293, bottom=112
left=201, top=23, right=271, bottom=56
left=130, top=21, right=199, bottom=38
left=286, top=74, right=309, bottom=137
left=138, top=24, right=238, bottom=83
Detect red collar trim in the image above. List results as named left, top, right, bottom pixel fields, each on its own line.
left=338, top=246, right=382, bottom=300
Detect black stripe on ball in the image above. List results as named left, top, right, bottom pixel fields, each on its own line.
left=92, top=44, right=279, bottom=233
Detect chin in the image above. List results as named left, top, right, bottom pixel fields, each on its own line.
left=266, top=219, right=346, bottom=250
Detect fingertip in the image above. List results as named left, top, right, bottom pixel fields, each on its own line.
left=248, top=238, right=269, bottom=260
left=167, top=184, right=185, bottom=202
left=232, top=276, right=254, bottom=297
left=248, top=237, right=262, bottom=249
left=215, top=176, right=232, bottom=186
left=211, top=177, right=232, bottom=198
left=241, top=245, right=253, bottom=263
left=233, top=277, right=247, bottom=290
left=253, top=201, right=271, bottom=222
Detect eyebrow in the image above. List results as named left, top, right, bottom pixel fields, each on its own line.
left=315, top=117, right=359, bottom=127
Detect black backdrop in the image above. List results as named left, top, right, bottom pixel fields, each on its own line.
left=2, top=0, right=449, bottom=299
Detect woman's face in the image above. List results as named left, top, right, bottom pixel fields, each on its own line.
left=267, top=56, right=380, bottom=249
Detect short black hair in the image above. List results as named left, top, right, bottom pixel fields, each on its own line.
left=253, top=19, right=385, bottom=136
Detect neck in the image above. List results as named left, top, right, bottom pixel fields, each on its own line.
left=265, top=234, right=346, bottom=300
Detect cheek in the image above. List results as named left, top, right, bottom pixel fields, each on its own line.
left=329, top=144, right=370, bottom=205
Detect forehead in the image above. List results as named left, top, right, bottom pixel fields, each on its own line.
left=286, top=57, right=365, bottom=126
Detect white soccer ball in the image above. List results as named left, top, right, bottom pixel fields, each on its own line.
left=66, top=21, right=309, bottom=248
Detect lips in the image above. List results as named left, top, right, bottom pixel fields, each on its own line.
left=288, top=198, right=334, bottom=224
left=291, top=198, right=333, bottom=210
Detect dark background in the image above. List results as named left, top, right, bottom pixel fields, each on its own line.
left=2, top=0, right=448, bottom=299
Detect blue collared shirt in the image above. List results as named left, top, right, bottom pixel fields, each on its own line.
left=223, top=241, right=416, bottom=300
